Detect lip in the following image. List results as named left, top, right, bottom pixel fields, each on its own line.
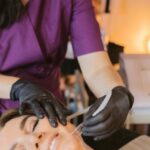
left=47, top=133, right=59, bottom=150
left=49, top=137, right=58, bottom=150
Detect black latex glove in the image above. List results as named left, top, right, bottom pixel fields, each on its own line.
left=10, top=79, right=71, bottom=128
left=82, top=86, right=134, bottom=141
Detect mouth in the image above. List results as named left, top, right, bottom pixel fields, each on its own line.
left=49, top=133, right=59, bottom=150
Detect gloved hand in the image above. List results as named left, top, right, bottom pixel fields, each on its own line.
left=82, top=86, right=134, bottom=141
left=10, top=79, right=71, bottom=128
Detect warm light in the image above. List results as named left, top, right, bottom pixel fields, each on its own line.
left=148, top=39, right=150, bottom=53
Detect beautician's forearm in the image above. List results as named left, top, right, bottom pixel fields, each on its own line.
left=78, top=51, right=124, bottom=98
left=0, top=74, right=19, bottom=99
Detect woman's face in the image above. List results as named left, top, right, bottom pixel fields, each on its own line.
left=0, top=116, right=91, bottom=150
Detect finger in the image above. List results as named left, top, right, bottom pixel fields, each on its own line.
left=47, top=95, right=67, bottom=126
left=51, top=98, right=68, bottom=126
left=85, top=96, right=106, bottom=118
left=82, top=115, right=113, bottom=137
left=62, top=107, right=72, bottom=116
left=19, top=103, right=27, bottom=114
left=42, top=102, right=58, bottom=128
left=94, top=110, right=127, bottom=141
left=94, top=127, right=118, bottom=141
left=19, top=104, right=35, bottom=115
left=57, top=100, right=72, bottom=116
left=30, top=101, right=45, bottom=119
left=84, top=110, right=110, bottom=126
left=54, top=103, right=67, bottom=126
left=92, top=112, right=124, bottom=140
left=93, top=118, right=116, bottom=138
left=84, top=104, right=100, bottom=119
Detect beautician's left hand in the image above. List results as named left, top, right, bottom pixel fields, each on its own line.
left=82, top=86, right=134, bottom=141
left=10, top=79, right=71, bottom=128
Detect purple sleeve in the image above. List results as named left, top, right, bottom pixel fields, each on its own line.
left=70, top=0, right=104, bottom=57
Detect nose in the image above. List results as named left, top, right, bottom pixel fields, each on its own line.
left=26, top=132, right=45, bottom=149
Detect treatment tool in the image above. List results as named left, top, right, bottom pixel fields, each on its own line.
left=68, top=90, right=112, bottom=135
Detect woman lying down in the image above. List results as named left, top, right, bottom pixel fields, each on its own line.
left=0, top=109, right=141, bottom=150
left=0, top=111, right=150, bottom=150
left=0, top=109, right=93, bottom=150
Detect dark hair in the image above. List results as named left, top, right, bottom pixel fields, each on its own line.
left=0, top=109, right=34, bottom=129
left=0, top=0, right=25, bottom=28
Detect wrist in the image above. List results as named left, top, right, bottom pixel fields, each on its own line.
left=0, top=74, right=19, bottom=99
left=10, top=79, right=30, bottom=101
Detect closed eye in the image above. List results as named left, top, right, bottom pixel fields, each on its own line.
left=32, top=119, right=39, bottom=132
left=10, top=143, right=27, bottom=150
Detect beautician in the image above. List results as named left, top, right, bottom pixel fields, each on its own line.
left=0, top=0, right=134, bottom=141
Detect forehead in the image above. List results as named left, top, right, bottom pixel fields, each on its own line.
left=0, top=115, right=37, bottom=149
left=1, top=115, right=27, bottom=130
left=2, top=115, right=34, bottom=129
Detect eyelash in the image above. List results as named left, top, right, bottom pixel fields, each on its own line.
left=32, top=119, right=39, bottom=132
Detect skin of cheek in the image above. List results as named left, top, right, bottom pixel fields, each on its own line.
left=56, top=134, right=92, bottom=150
left=54, top=124, right=89, bottom=150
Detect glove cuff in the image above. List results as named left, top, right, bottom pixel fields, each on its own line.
left=10, top=79, right=30, bottom=101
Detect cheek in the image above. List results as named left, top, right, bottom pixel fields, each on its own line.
left=59, top=123, right=76, bottom=134
left=56, top=134, right=84, bottom=150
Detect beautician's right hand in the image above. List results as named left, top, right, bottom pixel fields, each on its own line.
left=10, top=79, right=71, bottom=128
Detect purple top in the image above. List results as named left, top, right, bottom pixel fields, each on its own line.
left=0, top=0, right=104, bottom=114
